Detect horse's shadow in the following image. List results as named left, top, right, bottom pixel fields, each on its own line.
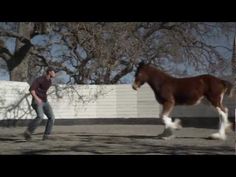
left=73, top=134, right=210, bottom=141
left=175, top=136, right=211, bottom=140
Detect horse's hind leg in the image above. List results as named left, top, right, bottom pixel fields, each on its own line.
left=208, top=94, right=230, bottom=140
left=157, top=101, right=182, bottom=140
left=220, top=106, right=232, bottom=133
left=210, top=106, right=229, bottom=140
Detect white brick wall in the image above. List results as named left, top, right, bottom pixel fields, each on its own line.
left=0, top=81, right=235, bottom=120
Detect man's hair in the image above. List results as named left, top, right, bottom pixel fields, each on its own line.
left=46, top=67, right=55, bottom=74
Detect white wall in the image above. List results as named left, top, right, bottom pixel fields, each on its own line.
left=0, top=81, right=235, bottom=120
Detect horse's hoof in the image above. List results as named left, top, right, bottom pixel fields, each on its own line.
left=209, top=133, right=226, bottom=140
left=157, top=128, right=175, bottom=140
left=157, top=133, right=176, bottom=140
left=161, top=135, right=176, bottom=140
left=174, top=119, right=182, bottom=130
left=225, top=122, right=233, bottom=133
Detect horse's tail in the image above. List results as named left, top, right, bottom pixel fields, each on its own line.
left=222, top=80, right=234, bottom=97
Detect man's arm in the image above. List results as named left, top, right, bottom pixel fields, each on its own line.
left=30, top=90, right=43, bottom=105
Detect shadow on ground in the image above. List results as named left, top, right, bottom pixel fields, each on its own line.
left=11, top=134, right=234, bottom=155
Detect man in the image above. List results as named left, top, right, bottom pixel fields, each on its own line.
left=24, top=67, right=56, bottom=141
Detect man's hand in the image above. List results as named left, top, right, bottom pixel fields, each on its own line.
left=31, top=90, right=43, bottom=106
left=35, top=98, right=43, bottom=106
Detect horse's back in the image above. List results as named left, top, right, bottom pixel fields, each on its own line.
left=172, top=74, right=209, bottom=90
left=175, top=74, right=230, bottom=98
left=170, top=74, right=226, bottom=105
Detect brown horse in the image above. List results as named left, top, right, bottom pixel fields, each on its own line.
left=132, top=61, right=234, bottom=140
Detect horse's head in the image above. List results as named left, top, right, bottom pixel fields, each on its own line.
left=132, top=61, right=149, bottom=91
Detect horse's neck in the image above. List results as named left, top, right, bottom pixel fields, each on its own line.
left=147, top=67, right=171, bottom=91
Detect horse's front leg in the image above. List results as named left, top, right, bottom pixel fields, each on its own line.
left=157, top=101, right=182, bottom=140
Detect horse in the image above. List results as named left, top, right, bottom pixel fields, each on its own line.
left=132, top=61, right=234, bottom=140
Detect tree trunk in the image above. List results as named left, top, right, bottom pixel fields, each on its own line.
left=10, top=52, right=31, bottom=82
left=10, top=22, right=34, bottom=82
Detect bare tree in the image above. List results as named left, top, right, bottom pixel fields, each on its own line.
left=1, top=22, right=235, bottom=83
left=44, top=22, right=236, bottom=83
left=0, top=22, right=46, bottom=81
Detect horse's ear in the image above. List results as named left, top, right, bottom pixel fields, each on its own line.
left=138, top=61, right=146, bottom=68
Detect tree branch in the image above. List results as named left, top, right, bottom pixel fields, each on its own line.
left=0, top=29, right=31, bottom=44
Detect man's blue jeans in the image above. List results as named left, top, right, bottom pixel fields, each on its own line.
left=27, top=99, right=55, bottom=135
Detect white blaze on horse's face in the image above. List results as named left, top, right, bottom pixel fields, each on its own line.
left=132, top=72, right=147, bottom=91
left=132, top=82, right=139, bottom=90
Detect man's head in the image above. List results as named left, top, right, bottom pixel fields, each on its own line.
left=46, top=67, right=56, bottom=78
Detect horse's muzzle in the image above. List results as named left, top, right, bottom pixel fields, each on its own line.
left=132, top=83, right=139, bottom=90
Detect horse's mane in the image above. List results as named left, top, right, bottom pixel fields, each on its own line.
left=136, top=62, right=172, bottom=78
left=148, top=64, right=172, bottom=78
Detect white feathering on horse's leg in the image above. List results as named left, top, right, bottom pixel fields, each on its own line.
left=210, top=133, right=226, bottom=140
left=209, top=107, right=228, bottom=140
left=163, top=116, right=182, bottom=130
left=157, top=115, right=176, bottom=140
left=223, top=107, right=232, bottom=133
left=162, top=116, right=175, bottom=129
left=173, top=118, right=182, bottom=130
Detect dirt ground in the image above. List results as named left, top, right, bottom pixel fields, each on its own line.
left=0, top=124, right=235, bottom=155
